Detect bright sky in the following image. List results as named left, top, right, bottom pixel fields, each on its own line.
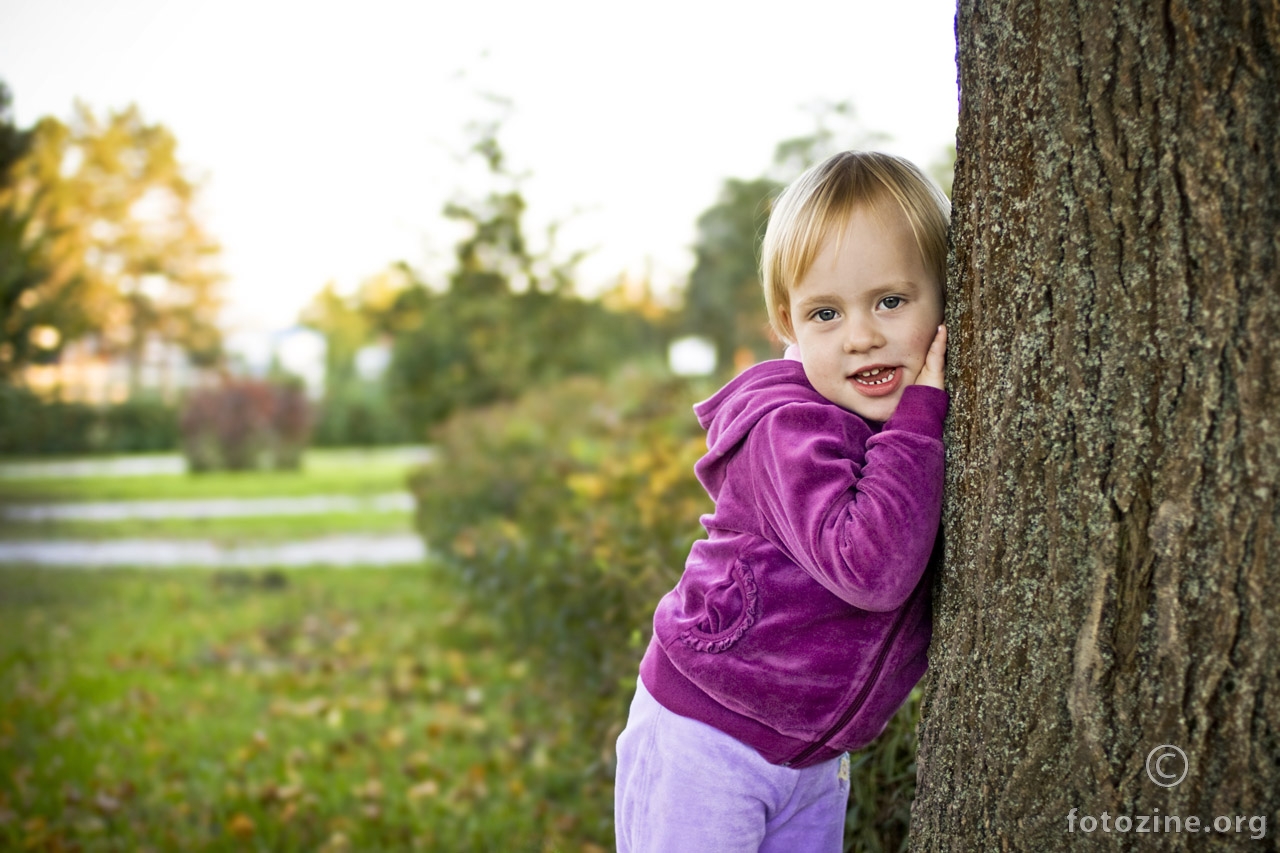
left=0, top=0, right=958, bottom=338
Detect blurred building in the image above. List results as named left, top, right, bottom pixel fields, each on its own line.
left=17, top=326, right=328, bottom=403
left=19, top=333, right=202, bottom=404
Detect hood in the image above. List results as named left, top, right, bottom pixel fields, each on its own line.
left=693, top=359, right=827, bottom=498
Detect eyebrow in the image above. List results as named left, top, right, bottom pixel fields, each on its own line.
left=793, top=281, right=923, bottom=313
left=793, top=293, right=842, bottom=313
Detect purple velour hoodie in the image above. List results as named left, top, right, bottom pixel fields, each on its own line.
left=639, top=358, right=947, bottom=768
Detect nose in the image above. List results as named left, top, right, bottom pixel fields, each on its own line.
left=842, top=313, right=885, bottom=353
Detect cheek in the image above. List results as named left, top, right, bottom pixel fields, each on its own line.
left=910, top=325, right=939, bottom=361
left=919, top=291, right=944, bottom=332
left=798, top=342, right=837, bottom=385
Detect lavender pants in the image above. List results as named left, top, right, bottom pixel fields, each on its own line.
left=614, top=679, right=849, bottom=853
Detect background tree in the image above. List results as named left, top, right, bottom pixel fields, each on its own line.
left=0, top=81, right=46, bottom=378
left=680, top=102, right=900, bottom=370
left=385, top=114, right=567, bottom=428
left=0, top=83, right=29, bottom=176
left=300, top=281, right=372, bottom=397
left=683, top=176, right=781, bottom=368
left=298, top=268, right=416, bottom=446
left=911, top=1, right=1279, bottom=848
left=0, top=101, right=222, bottom=383
left=385, top=114, right=666, bottom=434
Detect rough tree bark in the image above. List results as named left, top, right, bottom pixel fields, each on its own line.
left=911, top=1, right=1280, bottom=849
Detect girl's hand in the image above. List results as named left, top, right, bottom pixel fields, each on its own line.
left=914, top=325, right=947, bottom=389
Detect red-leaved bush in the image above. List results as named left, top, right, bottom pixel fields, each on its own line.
left=180, top=377, right=312, bottom=472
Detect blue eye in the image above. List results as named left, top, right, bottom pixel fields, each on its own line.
left=813, top=308, right=838, bottom=322
left=879, top=296, right=903, bottom=310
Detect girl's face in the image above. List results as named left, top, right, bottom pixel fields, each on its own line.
left=787, top=205, right=942, bottom=422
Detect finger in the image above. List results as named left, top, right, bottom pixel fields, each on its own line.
left=914, top=325, right=947, bottom=389
left=927, top=324, right=947, bottom=370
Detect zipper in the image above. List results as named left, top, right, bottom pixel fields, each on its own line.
left=784, top=606, right=912, bottom=767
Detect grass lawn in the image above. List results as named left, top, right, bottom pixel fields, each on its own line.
left=0, top=447, right=421, bottom=545
left=0, top=510, right=416, bottom=546
left=0, top=566, right=612, bottom=852
left=0, top=465, right=411, bottom=504
left=0, top=447, right=614, bottom=851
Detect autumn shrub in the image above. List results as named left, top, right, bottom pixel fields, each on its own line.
left=409, top=366, right=710, bottom=742
left=410, top=364, right=925, bottom=850
left=180, top=377, right=313, bottom=472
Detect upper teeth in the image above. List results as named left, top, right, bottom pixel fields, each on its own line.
left=856, top=368, right=894, bottom=385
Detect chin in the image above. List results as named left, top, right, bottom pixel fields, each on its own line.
left=844, top=396, right=902, bottom=423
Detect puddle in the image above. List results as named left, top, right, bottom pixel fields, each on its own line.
left=0, top=534, right=426, bottom=568
left=0, top=455, right=186, bottom=479
left=0, top=446, right=433, bottom=480
left=0, top=448, right=434, bottom=568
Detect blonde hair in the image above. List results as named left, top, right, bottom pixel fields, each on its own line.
left=761, top=151, right=950, bottom=343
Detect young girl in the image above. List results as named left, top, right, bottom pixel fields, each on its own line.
left=614, top=151, right=950, bottom=852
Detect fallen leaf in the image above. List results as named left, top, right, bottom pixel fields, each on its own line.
left=354, top=778, right=383, bottom=801
left=406, top=780, right=440, bottom=802
left=226, top=812, right=255, bottom=839
left=93, top=792, right=121, bottom=814
left=320, top=830, right=352, bottom=853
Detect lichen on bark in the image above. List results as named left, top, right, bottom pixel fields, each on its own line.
left=911, top=1, right=1280, bottom=849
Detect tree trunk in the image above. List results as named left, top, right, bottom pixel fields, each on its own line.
left=911, top=1, right=1280, bottom=849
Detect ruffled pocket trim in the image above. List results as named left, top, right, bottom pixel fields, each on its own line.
left=678, top=560, right=759, bottom=653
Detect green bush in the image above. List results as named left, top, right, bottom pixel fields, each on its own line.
left=99, top=395, right=182, bottom=451
left=387, top=285, right=670, bottom=434
left=311, top=383, right=414, bottom=447
left=0, top=384, right=179, bottom=454
left=410, top=365, right=923, bottom=850
left=845, top=691, right=919, bottom=853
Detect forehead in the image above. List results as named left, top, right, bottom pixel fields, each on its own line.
left=795, top=205, right=932, bottom=289
left=791, top=194, right=902, bottom=272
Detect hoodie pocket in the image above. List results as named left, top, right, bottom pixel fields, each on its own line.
left=679, top=560, right=759, bottom=653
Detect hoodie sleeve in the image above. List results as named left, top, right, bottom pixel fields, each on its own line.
left=747, top=386, right=948, bottom=612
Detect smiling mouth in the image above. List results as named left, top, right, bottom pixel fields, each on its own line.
left=852, top=366, right=898, bottom=386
